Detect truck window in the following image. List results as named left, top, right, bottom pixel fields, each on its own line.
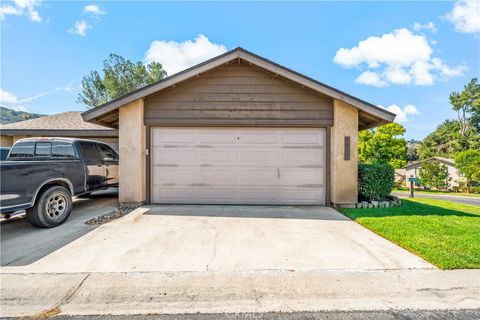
left=97, top=144, right=118, bottom=161
left=52, top=141, right=76, bottom=159
left=8, top=142, right=35, bottom=159
left=35, top=142, right=52, bottom=157
left=79, top=142, right=100, bottom=163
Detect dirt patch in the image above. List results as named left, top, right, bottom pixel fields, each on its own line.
left=85, top=203, right=140, bottom=225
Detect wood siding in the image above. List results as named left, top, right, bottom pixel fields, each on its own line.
left=144, top=61, right=333, bottom=126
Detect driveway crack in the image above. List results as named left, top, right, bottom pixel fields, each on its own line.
left=206, top=208, right=221, bottom=271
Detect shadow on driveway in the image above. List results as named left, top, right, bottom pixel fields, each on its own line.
left=143, top=204, right=351, bottom=221
left=0, top=190, right=118, bottom=267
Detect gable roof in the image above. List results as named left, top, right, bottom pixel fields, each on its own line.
left=82, top=47, right=396, bottom=128
left=1, top=111, right=117, bottom=136
left=405, top=157, right=455, bottom=169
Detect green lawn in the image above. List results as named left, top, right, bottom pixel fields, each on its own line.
left=339, top=198, right=480, bottom=270
left=393, top=187, right=480, bottom=198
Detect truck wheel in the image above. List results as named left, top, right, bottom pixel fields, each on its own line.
left=26, top=186, right=73, bottom=228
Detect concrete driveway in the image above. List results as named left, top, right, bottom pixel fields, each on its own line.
left=1, top=204, right=433, bottom=274
left=1, top=189, right=118, bottom=268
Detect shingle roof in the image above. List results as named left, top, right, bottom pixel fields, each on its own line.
left=2, top=111, right=114, bottom=131
left=405, top=157, right=455, bottom=169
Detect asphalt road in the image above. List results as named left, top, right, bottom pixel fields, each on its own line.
left=44, top=309, right=480, bottom=320
left=392, top=192, right=480, bottom=206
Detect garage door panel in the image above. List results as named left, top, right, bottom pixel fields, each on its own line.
left=198, top=150, right=238, bottom=165
left=198, top=132, right=237, bottom=144
left=281, top=150, right=323, bottom=165
left=239, top=150, right=278, bottom=164
left=239, top=132, right=278, bottom=144
left=151, top=128, right=325, bottom=205
left=281, top=132, right=323, bottom=144
left=154, top=168, right=197, bottom=185
left=280, top=169, right=323, bottom=185
left=238, top=169, right=278, bottom=185
left=153, top=130, right=197, bottom=144
left=239, top=189, right=278, bottom=201
left=154, top=148, right=196, bottom=165
left=198, top=169, right=238, bottom=184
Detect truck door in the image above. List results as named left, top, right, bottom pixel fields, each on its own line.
left=96, top=143, right=119, bottom=186
left=78, top=142, right=104, bottom=191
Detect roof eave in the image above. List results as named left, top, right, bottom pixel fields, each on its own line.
left=81, top=47, right=396, bottom=124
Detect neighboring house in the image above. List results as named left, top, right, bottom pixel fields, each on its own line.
left=394, top=169, right=406, bottom=185
left=405, top=157, right=465, bottom=189
left=82, top=47, right=395, bottom=206
left=0, top=111, right=118, bottom=152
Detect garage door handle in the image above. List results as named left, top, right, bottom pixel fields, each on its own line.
left=277, top=168, right=280, bottom=179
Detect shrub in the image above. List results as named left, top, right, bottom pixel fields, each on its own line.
left=358, top=163, right=395, bottom=201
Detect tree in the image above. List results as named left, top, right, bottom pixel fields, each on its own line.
left=417, top=120, right=463, bottom=159
left=358, top=123, right=407, bottom=169
left=418, top=79, right=480, bottom=159
left=406, top=139, right=420, bottom=162
left=450, top=78, right=480, bottom=147
left=455, top=150, right=480, bottom=192
left=419, top=160, right=450, bottom=189
left=78, top=54, right=167, bottom=108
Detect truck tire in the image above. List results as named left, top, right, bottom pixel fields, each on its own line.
left=26, top=186, right=73, bottom=228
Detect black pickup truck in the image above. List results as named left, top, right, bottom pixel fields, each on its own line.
left=0, top=138, right=119, bottom=228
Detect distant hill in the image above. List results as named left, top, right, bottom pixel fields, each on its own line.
left=0, top=106, right=45, bottom=124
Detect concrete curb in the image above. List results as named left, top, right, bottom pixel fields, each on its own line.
left=1, top=269, right=479, bottom=317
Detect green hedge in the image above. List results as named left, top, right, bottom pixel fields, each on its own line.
left=358, top=163, right=395, bottom=201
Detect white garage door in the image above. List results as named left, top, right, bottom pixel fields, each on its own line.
left=151, top=128, right=325, bottom=205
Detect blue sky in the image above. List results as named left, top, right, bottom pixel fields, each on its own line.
left=1, top=1, right=479, bottom=140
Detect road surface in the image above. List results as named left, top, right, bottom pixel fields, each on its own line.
left=392, top=192, right=480, bottom=206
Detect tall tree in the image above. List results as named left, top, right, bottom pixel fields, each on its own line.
left=454, top=150, right=480, bottom=192
left=419, top=160, right=450, bottom=190
left=417, top=120, right=463, bottom=159
left=78, top=54, right=167, bottom=108
left=358, top=123, right=407, bottom=169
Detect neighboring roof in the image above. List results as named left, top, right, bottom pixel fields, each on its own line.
left=82, top=47, right=396, bottom=128
left=405, top=157, right=455, bottom=169
left=1, top=111, right=117, bottom=137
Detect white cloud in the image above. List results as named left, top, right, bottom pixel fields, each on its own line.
left=0, top=0, right=42, bottom=22
left=144, top=34, right=227, bottom=75
left=380, top=104, right=420, bottom=122
left=69, top=20, right=90, bottom=36
left=334, top=28, right=465, bottom=87
left=0, top=89, right=19, bottom=104
left=84, top=4, right=105, bottom=15
left=355, top=71, right=387, bottom=87
left=413, top=21, right=437, bottom=33
left=0, top=84, right=73, bottom=111
left=446, top=0, right=480, bottom=33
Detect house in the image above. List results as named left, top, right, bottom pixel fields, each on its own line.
left=394, top=168, right=406, bottom=185
left=405, top=157, right=465, bottom=189
left=0, top=111, right=119, bottom=152
left=81, top=47, right=395, bottom=206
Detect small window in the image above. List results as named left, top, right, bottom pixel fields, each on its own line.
left=35, top=142, right=52, bottom=157
left=79, top=142, right=100, bottom=163
left=8, top=142, right=35, bottom=159
left=52, top=141, right=76, bottom=159
left=97, top=144, right=118, bottom=161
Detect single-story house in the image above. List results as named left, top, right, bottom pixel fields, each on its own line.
left=82, top=47, right=395, bottom=206
left=0, top=111, right=119, bottom=152
left=405, top=157, right=465, bottom=189
left=394, top=168, right=406, bottom=185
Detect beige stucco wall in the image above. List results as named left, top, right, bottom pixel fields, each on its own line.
left=330, top=99, right=359, bottom=204
left=118, top=99, right=146, bottom=203
left=0, top=136, right=13, bottom=147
